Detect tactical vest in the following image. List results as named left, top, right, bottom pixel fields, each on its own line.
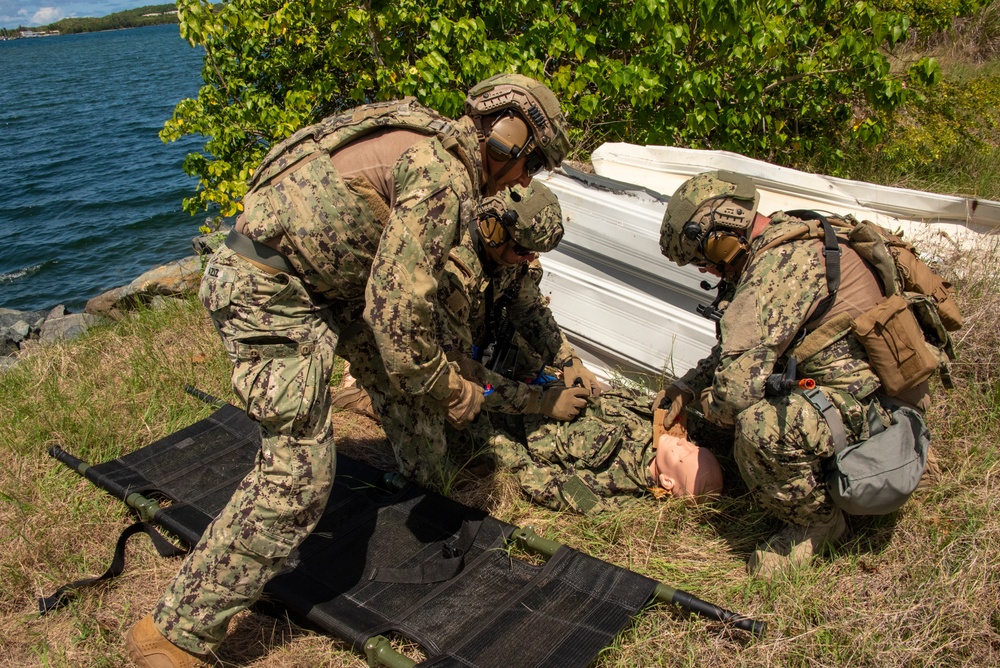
left=246, top=97, right=479, bottom=198
left=763, top=211, right=962, bottom=395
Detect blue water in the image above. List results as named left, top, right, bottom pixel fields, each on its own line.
left=0, top=24, right=206, bottom=312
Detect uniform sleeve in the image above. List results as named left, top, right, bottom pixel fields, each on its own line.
left=363, top=140, right=473, bottom=398
left=702, top=241, right=827, bottom=426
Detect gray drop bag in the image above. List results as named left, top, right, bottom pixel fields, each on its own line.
left=826, top=403, right=930, bottom=516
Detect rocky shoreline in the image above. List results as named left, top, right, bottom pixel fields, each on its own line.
left=0, top=229, right=225, bottom=373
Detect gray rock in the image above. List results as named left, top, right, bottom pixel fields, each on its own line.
left=0, top=307, right=48, bottom=330
left=85, top=286, right=127, bottom=319
left=6, top=320, right=30, bottom=343
left=39, top=313, right=100, bottom=343
left=123, top=255, right=202, bottom=299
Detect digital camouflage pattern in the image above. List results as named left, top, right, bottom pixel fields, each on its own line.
left=440, top=230, right=576, bottom=411
left=239, top=98, right=483, bottom=398
left=154, top=245, right=339, bottom=654
left=492, top=182, right=564, bottom=252
left=488, top=387, right=658, bottom=514
left=671, top=212, right=894, bottom=525
left=336, top=320, right=490, bottom=491
left=344, top=221, right=578, bottom=488
left=154, top=100, right=486, bottom=654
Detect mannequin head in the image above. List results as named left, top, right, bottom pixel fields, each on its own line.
left=649, top=433, right=724, bottom=503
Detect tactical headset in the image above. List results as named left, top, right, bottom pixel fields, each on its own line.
left=485, top=111, right=546, bottom=176
left=478, top=208, right=519, bottom=248
left=682, top=196, right=756, bottom=269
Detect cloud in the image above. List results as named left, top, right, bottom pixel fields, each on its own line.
left=31, top=6, right=62, bottom=24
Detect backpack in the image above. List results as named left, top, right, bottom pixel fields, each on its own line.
left=769, top=210, right=962, bottom=395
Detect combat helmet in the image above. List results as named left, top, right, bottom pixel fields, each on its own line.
left=476, top=183, right=564, bottom=253
left=659, top=170, right=760, bottom=269
left=465, top=74, right=571, bottom=172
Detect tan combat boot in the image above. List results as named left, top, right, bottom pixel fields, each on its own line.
left=330, top=386, right=379, bottom=422
left=748, top=509, right=847, bottom=579
left=125, top=615, right=209, bottom=668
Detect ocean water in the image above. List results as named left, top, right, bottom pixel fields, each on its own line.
left=0, top=24, right=206, bottom=312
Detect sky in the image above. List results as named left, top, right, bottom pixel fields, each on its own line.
left=1, top=1, right=151, bottom=29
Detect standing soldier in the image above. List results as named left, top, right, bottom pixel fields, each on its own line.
left=125, top=74, right=570, bottom=667
left=337, top=181, right=600, bottom=490
left=655, top=170, right=959, bottom=578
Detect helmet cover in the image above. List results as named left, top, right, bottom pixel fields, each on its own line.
left=659, top=170, right=760, bottom=266
left=466, top=73, right=571, bottom=171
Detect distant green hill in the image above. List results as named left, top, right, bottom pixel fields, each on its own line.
left=37, top=4, right=179, bottom=34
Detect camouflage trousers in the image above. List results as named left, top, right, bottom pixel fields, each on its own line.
left=489, top=388, right=656, bottom=514
left=153, top=246, right=339, bottom=654
left=337, top=322, right=489, bottom=493
left=734, top=386, right=878, bottom=526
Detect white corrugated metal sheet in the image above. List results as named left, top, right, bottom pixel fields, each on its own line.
left=533, top=144, right=999, bottom=382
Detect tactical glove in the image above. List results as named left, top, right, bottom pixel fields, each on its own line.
left=440, top=372, right=485, bottom=430
left=652, top=385, right=693, bottom=437
left=562, top=356, right=602, bottom=396
left=526, top=385, right=590, bottom=421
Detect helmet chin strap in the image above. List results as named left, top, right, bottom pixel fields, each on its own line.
left=485, top=154, right=520, bottom=194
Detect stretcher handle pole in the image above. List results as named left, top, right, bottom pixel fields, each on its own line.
left=363, top=635, right=416, bottom=668
left=184, top=385, right=226, bottom=407
left=511, top=526, right=766, bottom=637
left=49, top=445, right=88, bottom=476
left=48, top=446, right=163, bottom=522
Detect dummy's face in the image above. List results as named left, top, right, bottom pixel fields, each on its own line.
left=648, top=434, right=723, bottom=502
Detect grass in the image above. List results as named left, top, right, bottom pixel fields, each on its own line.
left=1, top=232, right=999, bottom=667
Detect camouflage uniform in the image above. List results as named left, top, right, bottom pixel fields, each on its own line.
left=152, top=99, right=483, bottom=655
left=488, top=387, right=658, bottom=514
left=672, top=212, right=926, bottom=525
left=346, top=183, right=578, bottom=489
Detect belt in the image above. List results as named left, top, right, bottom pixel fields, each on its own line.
left=224, top=230, right=295, bottom=275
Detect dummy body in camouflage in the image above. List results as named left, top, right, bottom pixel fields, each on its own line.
left=152, top=99, right=483, bottom=655
left=488, top=387, right=658, bottom=514
left=673, top=212, right=924, bottom=525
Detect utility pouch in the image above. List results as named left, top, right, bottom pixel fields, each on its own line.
left=852, top=294, right=939, bottom=395
left=826, top=402, right=929, bottom=515
left=907, top=292, right=956, bottom=361
left=891, top=245, right=963, bottom=331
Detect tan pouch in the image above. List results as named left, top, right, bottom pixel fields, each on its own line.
left=891, top=245, right=963, bottom=331
left=852, top=294, right=939, bottom=395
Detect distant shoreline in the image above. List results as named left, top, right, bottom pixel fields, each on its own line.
left=0, top=4, right=178, bottom=39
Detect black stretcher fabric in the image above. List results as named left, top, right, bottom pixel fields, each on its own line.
left=83, top=404, right=657, bottom=668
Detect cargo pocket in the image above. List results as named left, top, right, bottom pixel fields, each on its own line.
left=199, top=264, right=237, bottom=314
left=234, top=337, right=318, bottom=432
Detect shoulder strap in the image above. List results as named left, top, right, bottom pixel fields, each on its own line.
left=785, top=210, right=842, bottom=332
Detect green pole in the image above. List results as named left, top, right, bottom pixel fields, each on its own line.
left=511, top=525, right=766, bottom=637
left=363, top=635, right=417, bottom=668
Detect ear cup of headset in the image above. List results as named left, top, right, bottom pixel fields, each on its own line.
left=486, top=113, right=531, bottom=161
left=477, top=214, right=509, bottom=247
left=703, top=232, right=748, bottom=266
